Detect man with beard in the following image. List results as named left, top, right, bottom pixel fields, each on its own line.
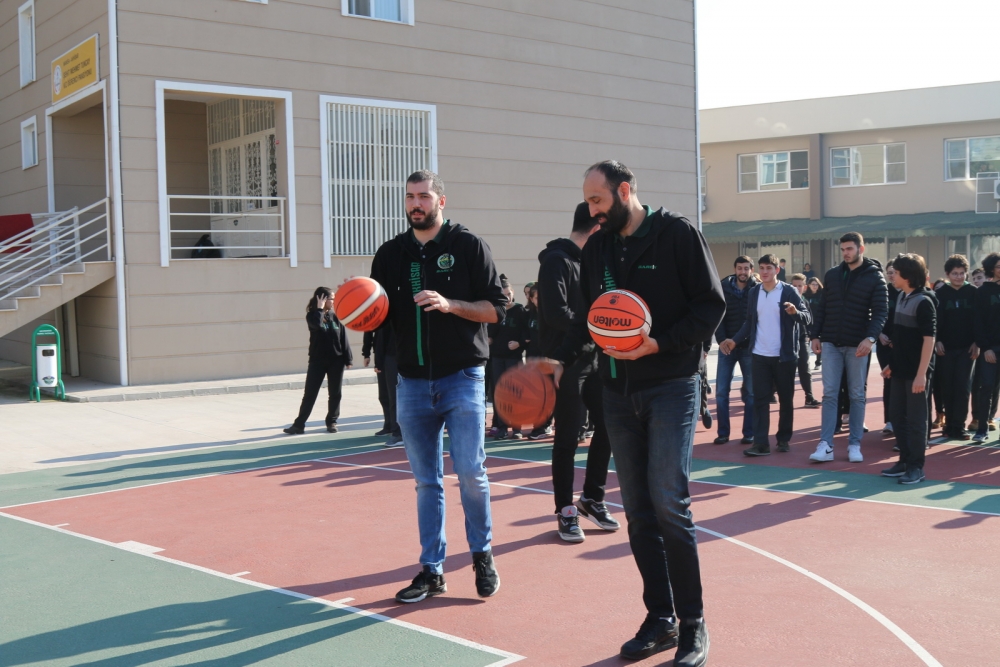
left=547, top=161, right=724, bottom=666
left=713, top=256, right=759, bottom=445
left=369, top=170, right=508, bottom=604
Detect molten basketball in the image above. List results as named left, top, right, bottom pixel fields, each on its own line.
left=494, top=364, right=556, bottom=429
left=334, top=277, right=389, bottom=332
left=587, top=289, right=652, bottom=352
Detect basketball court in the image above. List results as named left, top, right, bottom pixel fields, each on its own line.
left=2, top=365, right=1000, bottom=666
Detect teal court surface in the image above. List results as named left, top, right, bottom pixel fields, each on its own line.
left=2, top=398, right=1000, bottom=666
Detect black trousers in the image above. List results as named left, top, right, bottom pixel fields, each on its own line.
left=971, top=360, right=1000, bottom=424
left=381, top=354, right=400, bottom=437
left=752, top=354, right=796, bottom=445
left=376, top=363, right=390, bottom=430
left=876, top=342, right=892, bottom=423
left=796, top=334, right=813, bottom=400
left=293, top=359, right=346, bottom=428
left=890, top=375, right=929, bottom=470
left=974, top=359, right=1000, bottom=435
left=491, top=356, right=523, bottom=429
left=937, top=348, right=974, bottom=437
left=551, top=353, right=611, bottom=511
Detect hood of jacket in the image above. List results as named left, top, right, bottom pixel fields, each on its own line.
left=538, top=237, right=581, bottom=265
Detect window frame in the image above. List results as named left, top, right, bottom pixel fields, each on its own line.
left=944, top=135, right=1000, bottom=182
left=19, top=0, right=35, bottom=88
left=737, top=150, right=809, bottom=194
left=341, top=0, right=415, bottom=25
left=21, top=116, right=38, bottom=170
left=828, top=143, right=906, bottom=188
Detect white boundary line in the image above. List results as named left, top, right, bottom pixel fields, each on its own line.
left=0, top=512, right=523, bottom=667
left=316, top=457, right=943, bottom=667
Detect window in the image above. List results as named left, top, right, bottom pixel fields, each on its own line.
left=323, top=98, right=435, bottom=256
left=19, top=1, right=35, bottom=87
left=944, top=136, right=1000, bottom=181
left=830, top=143, right=905, bottom=187
left=343, top=0, right=413, bottom=24
left=738, top=150, right=808, bottom=192
left=21, top=117, right=38, bottom=169
left=699, top=157, right=707, bottom=211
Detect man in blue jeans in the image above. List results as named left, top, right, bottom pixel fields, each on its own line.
left=808, top=232, right=888, bottom=464
left=370, top=170, right=508, bottom=604
left=551, top=161, right=724, bottom=666
left=713, top=256, right=759, bottom=445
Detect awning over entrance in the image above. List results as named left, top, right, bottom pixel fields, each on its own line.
left=701, top=211, right=1000, bottom=243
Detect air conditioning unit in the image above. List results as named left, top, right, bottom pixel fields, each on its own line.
left=994, top=179, right=1000, bottom=200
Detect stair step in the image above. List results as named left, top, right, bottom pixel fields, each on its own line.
left=12, top=286, right=41, bottom=300
left=61, top=263, right=85, bottom=275
left=38, top=274, right=65, bottom=286
left=0, top=299, right=17, bottom=311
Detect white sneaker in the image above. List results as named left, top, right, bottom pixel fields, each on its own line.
left=809, top=441, right=834, bottom=463
left=882, top=422, right=893, bottom=435
left=847, top=444, right=863, bottom=463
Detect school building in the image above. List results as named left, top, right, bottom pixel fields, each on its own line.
left=699, top=82, right=1000, bottom=281
left=1, top=0, right=699, bottom=386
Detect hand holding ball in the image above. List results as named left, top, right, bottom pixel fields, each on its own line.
left=587, top=290, right=652, bottom=352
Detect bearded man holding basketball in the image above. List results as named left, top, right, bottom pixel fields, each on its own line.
left=552, top=161, right=724, bottom=666
left=370, top=170, right=508, bottom=605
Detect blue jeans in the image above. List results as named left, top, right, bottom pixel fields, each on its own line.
left=820, top=343, right=869, bottom=446
left=603, top=375, right=704, bottom=620
left=715, top=346, right=753, bottom=439
left=396, top=367, right=492, bottom=575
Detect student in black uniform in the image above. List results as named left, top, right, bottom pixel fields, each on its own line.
left=934, top=255, right=979, bottom=441
left=488, top=275, right=529, bottom=439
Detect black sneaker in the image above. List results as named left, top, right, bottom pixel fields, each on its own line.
left=804, top=397, right=821, bottom=408
left=743, top=443, right=771, bottom=457
left=776, top=440, right=790, bottom=453
left=326, top=423, right=338, bottom=433
left=899, top=467, right=925, bottom=485
left=740, top=436, right=754, bottom=445
left=527, top=427, right=550, bottom=440
left=712, top=436, right=729, bottom=445
left=584, top=429, right=595, bottom=440
left=494, top=428, right=509, bottom=440
left=619, top=613, right=678, bottom=660
left=675, top=617, right=710, bottom=667
left=576, top=496, right=620, bottom=531
left=375, top=427, right=390, bottom=436
left=511, top=430, right=524, bottom=440
left=282, top=425, right=304, bottom=435
left=701, top=409, right=712, bottom=429
left=472, top=550, right=500, bottom=597
left=395, top=567, right=447, bottom=604
left=557, top=507, right=585, bottom=542
left=881, top=461, right=906, bottom=477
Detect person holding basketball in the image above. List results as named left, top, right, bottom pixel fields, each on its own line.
left=549, top=161, right=724, bottom=666
left=370, top=170, right=508, bottom=605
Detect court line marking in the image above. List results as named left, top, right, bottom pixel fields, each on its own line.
left=232, top=571, right=251, bottom=577
left=317, top=457, right=943, bottom=667
left=0, top=512, right=524, bottom=667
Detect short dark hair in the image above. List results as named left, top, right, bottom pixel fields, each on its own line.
left=839, top=232, right=864, bottom=247
left=734, top=255, right=754, bottom=268
left=758, top=254, right=779, bottom=268
left=779, top=258, right=787, bottom=264
left=585, top=160, right=637, bottom=194
left=499, top=273, right=511, bottom=289
left=790, top=273, right=806, bottom=282
left=572, top=202, right=598, bottom=234
left=971, top=267, right=985, bottom=277
left=406, top=170, right=445, bottom=196
left=944, top=254, right=970, bottom=274
left=892, top=253, right=928, bottom=289
left=983, top=252, right=1000, bottom=277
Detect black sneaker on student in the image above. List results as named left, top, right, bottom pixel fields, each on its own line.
left=326, top=423, right=338, bottom=433
left=576, top=496, right=621, bottom=531
left=395, top=567, right=447, bottom=604
left=740, top=436, right=754, bottom=445
left=375, top=427, right=390, bottom=436
left=701, top=408, right=712, bottom=429
left=899, top=467, right=925, bottom=485
left=472, top=550, right=500, bottom=597
left=557, top=506, right=585, bottom=542
left=804, top=397, right=821, bottom=408
left=527, top=427, right=550, bottom=440
left=494, top=428, right=509, bottom=440
left=619, top=613, right=678, bottom=660
left=776, top=440, right=790, bottom=453
left=282, top=425, right=304, bottom=435
left=881, top=461, right=906, bottom=477
left=743, top=443, right=771, bottom=457
left=675, top=617, right=710, bottom=667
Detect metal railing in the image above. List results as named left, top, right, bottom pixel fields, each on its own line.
left=0, top=199, right=111, bottom=303
left=168, top=195, right=286, bottom=259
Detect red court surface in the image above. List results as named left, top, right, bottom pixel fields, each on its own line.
left=8, top=447, right=999, bottom=666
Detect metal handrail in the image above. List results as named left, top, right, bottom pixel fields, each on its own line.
left=168, top=195, right=286, bottom=259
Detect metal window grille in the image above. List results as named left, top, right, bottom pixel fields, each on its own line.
left=208, top=99, right=241, bottom=145
left=328, top=103, right=432, bottom=256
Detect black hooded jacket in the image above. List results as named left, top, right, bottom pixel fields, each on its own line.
left=536, top=237, right=595, bottom=364
left=306, top=309, right=352, bottom=366
left=810, top=257, right=889, bottom=346
left=370, top=221, right=507, bottom=380
left=715, top=273, right=760, bottom=347
left=573, top=207, right=726, bottom=395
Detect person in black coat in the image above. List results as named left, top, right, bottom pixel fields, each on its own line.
left=284, top=286, right=353, bottom=435
left=487, top=274, right=529, bottom=439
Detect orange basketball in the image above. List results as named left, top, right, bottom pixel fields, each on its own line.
left=587, top=289, right=652, bottom=352
left=334, top=277, right=389, bottom=332
left=494, top=364, right=556, bottom=429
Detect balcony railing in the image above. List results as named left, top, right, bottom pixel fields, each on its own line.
left=168, top=195, right=286, bottom=259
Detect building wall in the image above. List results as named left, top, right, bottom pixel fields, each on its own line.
left=112, top=0, right=699, bottom=384
left=75, top=277, right=119, bottom=383
left=52, top=104, right=106, bottom=211
left=0, top=312, right=56, bottom=365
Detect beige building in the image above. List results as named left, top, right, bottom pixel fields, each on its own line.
left=1, top=0, right=699, bottom=386
left=699, top=83, right=1000, bottom=282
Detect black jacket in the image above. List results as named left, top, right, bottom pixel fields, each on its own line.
left=577, top=207, right=726, bottom=395
left=525, top=305, right=542, bottom=358
left=733, top=282, right=811, bottom=363
left=810, top=257, right=888, bottom=346
left=715, top=274, right=760, bottom=347
left=362, top=328, right=396, bottom=368
left=975, top=281, right=1000, bottom=354
left=306, top=309, right=352, bottom=366
left=537, top=237, right=593, bottom=364
left=489, top=302, right=529, bottom=359
left=370, top=221, right=507, bottom=380
left=936, top=283, right=977, bottom=350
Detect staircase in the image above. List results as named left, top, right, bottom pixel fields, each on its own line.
left=0, top=200, right=114, bottom=339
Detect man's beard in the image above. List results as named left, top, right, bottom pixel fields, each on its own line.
left=596, top=192, right=631, bottom=235
left=406, top=204, right=441, bottom=231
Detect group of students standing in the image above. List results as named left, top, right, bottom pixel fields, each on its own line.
left=712, top=232, right=1000, bottom=485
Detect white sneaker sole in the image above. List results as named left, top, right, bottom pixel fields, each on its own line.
left=848, top=453, right=864, bottom=463
left=809, top=451, right=834, bottom=463
left=576, top=503, right=621, bottom=532
left=558, top=529, right=585, bottom=543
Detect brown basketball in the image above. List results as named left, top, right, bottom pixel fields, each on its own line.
left=334, top=277, right=389, bottom=332
left=587, top=289, right=651, bottom=352
left=494, top=364, right=556, bottom=428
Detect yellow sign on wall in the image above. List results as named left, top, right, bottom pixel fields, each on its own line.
left=52, top=35, right=100, bottom=104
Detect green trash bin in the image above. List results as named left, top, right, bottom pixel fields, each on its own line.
left=30, top=324, right=66, bottom=402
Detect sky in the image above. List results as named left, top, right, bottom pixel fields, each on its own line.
left=697, top=0, right=1000, bottom=109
